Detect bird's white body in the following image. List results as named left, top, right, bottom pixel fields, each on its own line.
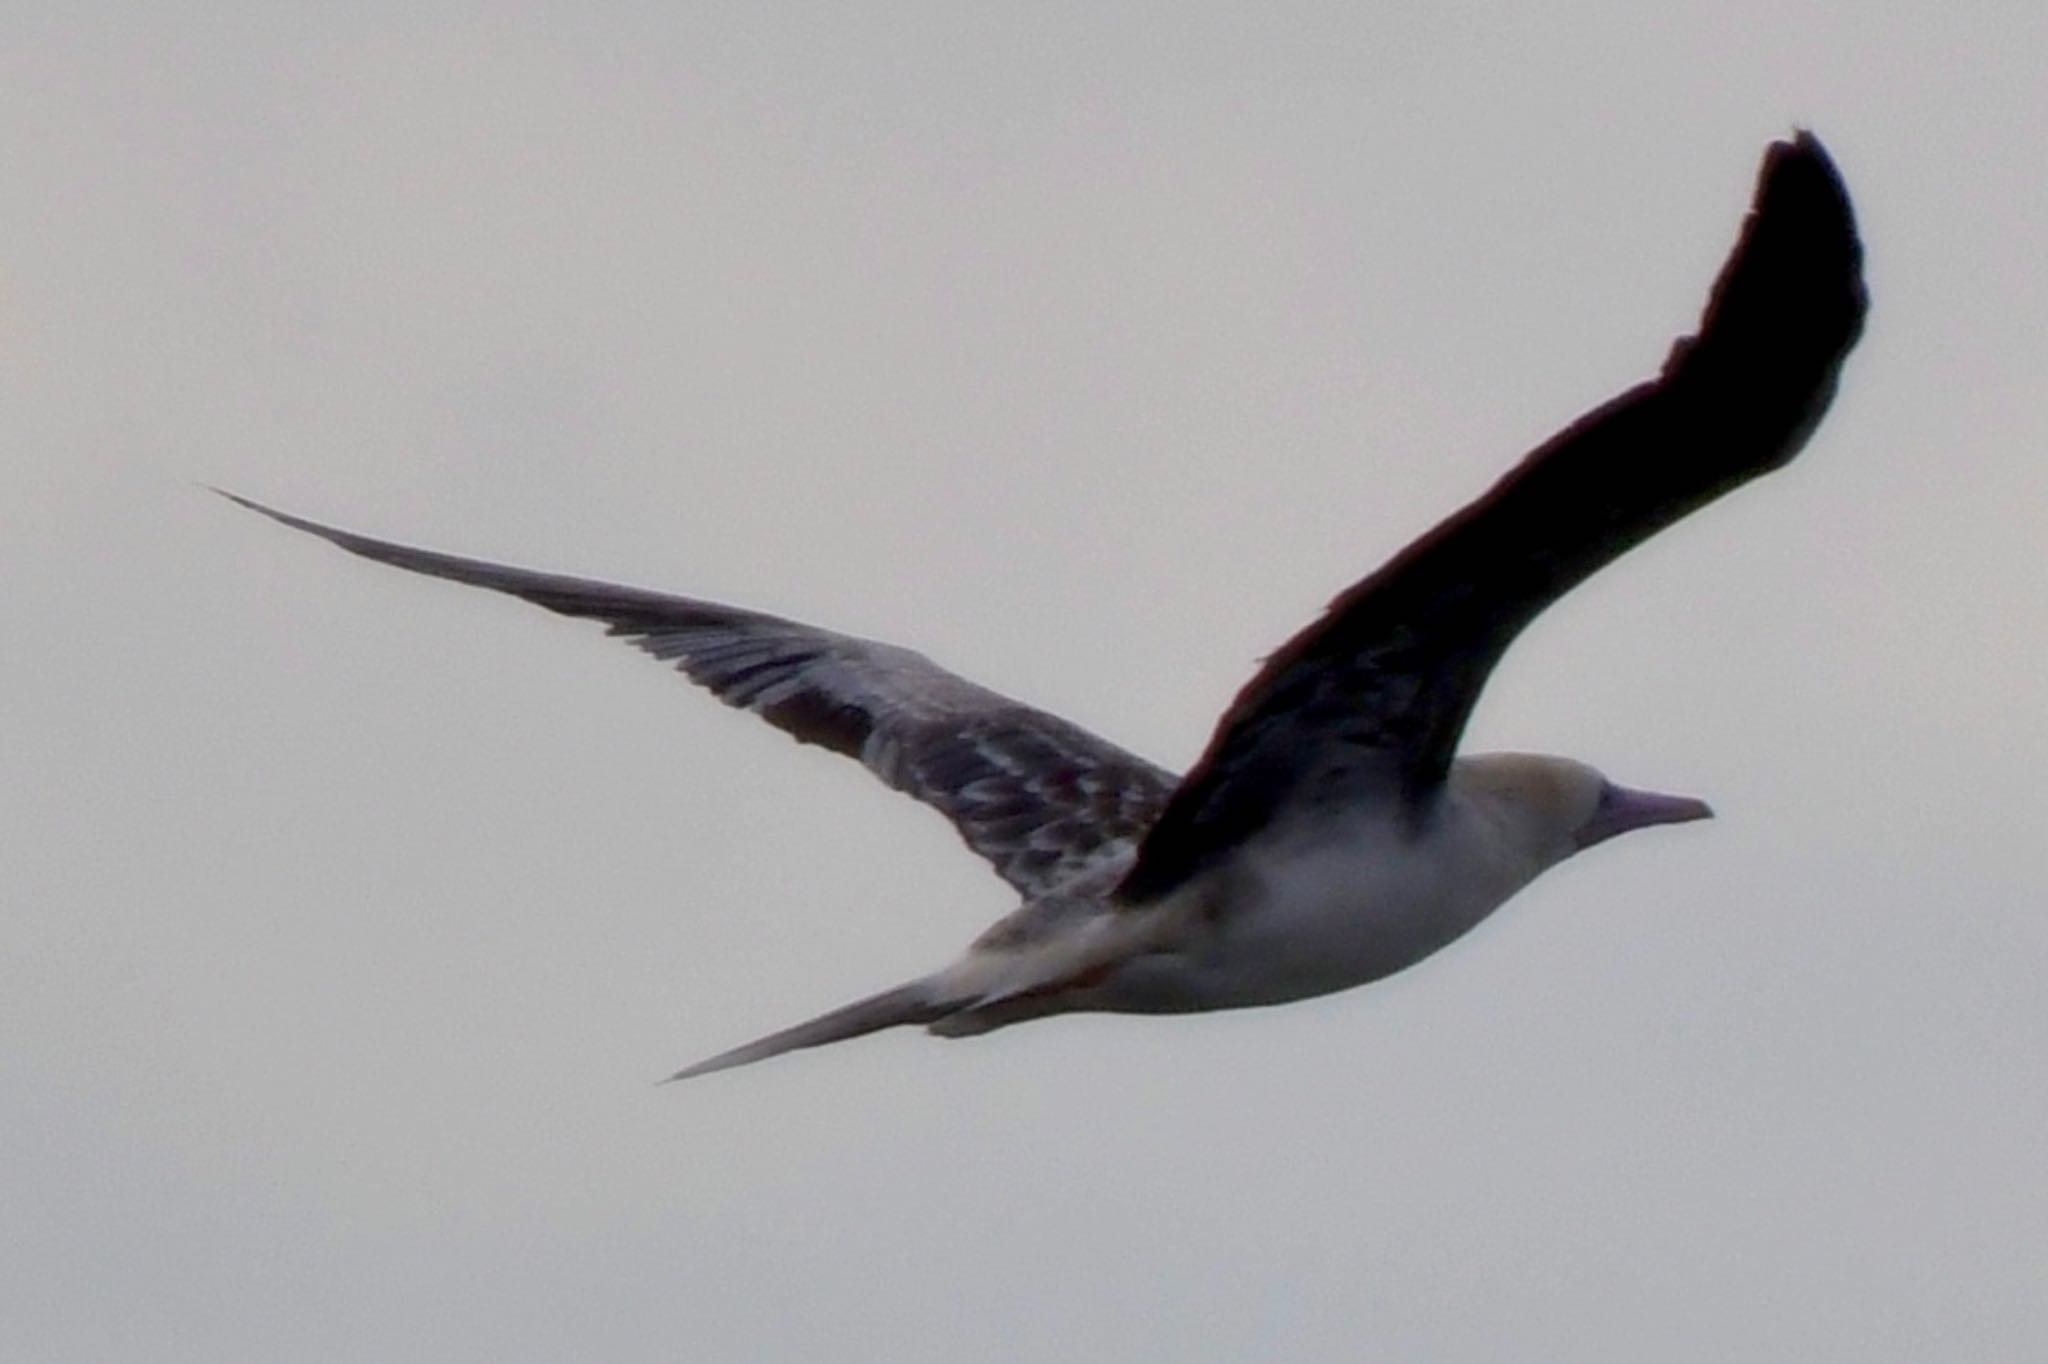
left=927, top=754, right=1596, bottom=1028
left=1184, top=785, right=1545, bottom=1007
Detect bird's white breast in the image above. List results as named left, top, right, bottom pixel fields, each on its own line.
left=1177, top=797, right=1545, bottom=1007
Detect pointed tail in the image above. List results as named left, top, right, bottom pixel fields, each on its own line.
left=664, top=981, right=948, bottom=1082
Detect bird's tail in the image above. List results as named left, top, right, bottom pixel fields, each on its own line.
left=664, top=980, right=949, bottom=1082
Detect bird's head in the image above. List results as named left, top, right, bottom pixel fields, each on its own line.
left=1453, top=753, right=1714, bottom=869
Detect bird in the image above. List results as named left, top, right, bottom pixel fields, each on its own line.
left=222, top=131, right=1866, bottom=1081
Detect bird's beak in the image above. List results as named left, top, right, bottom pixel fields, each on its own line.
left=1573, top=782, right=1714, bottom=851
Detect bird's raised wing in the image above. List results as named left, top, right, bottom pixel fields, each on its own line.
left=221, top=493, right=1174, bottom=899
left=1118, top=132, right=1867, bottom=905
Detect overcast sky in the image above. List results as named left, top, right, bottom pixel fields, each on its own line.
left=6, top=4, right=2046, bottom=1361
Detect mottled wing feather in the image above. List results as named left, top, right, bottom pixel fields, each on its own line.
left=1119, top=132, right=1868, bottom=904
left=220, top=492, right=1174, bottom=898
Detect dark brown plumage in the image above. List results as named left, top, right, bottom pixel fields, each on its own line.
left=1116, top=133, right=1866, bottom=904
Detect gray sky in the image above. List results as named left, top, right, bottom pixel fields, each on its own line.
left=6, top=4, right=2046, bottom=1361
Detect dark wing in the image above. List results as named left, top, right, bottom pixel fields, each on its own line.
left=1118, top=131, right=1868, bottom=904
left=220, top=493, right=1174, bottom=898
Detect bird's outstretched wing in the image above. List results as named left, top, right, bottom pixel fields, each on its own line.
left=1118, top=132, right=1868, bottom=905
left=220, top=493, right=1174, bottom=898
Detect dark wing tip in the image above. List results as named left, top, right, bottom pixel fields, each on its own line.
left=1741, top=128, right=1864, bottom=302
left=212, top=486, right=704, bottom=633
left=212, top=486, right=392, bottom=560
left=1660, top=129, right=1866, bottom=466
left=210, top=484, right=290, bottom=522
left=1762, top=130, right=1860, bottom=266
left=1691, top=130, right=1867, bottom=360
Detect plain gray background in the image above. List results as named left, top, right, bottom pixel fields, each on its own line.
left=6, top=4, right=2045, bottom=1361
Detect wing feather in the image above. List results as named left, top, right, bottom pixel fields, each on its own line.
left=220, top=492, right=1173, bottom=897
left=1119, top=132, right=1867, bottom=904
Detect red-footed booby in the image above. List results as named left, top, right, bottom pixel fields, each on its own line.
left=222, top=132, right=1866, bottom=1080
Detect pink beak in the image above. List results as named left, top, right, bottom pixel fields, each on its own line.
left=1572, top=782, right=1714, bottom=851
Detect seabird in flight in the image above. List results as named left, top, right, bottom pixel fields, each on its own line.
left=223, top=132, right=1866, bottom=1080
